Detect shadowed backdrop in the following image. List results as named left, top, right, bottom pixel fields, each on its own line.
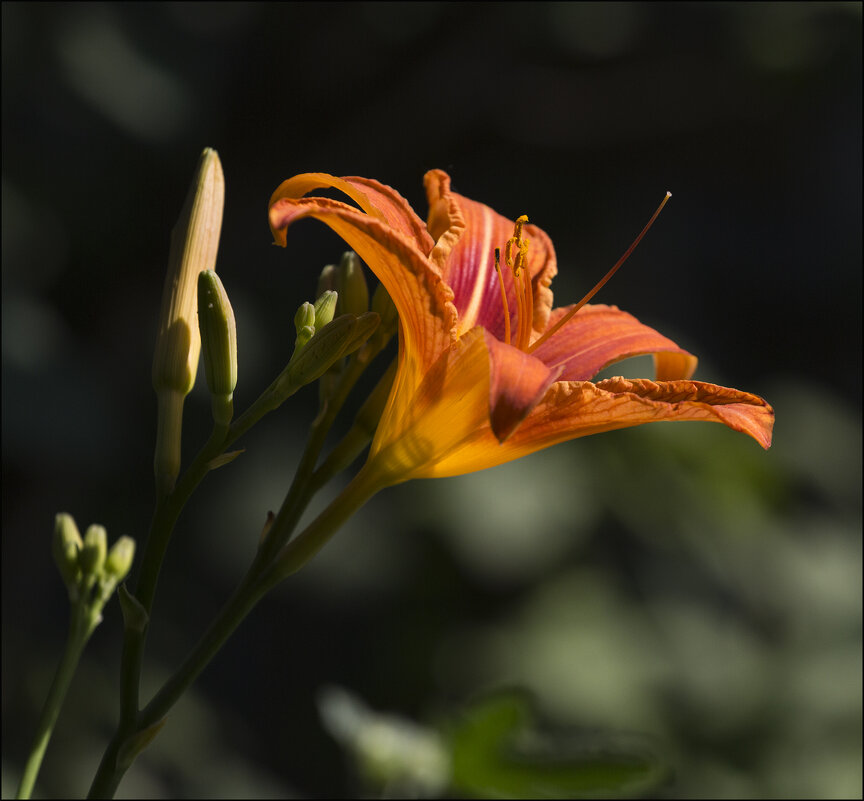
left=2, top=3, right=861, bottom=798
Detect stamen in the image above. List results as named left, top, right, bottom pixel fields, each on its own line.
left=494, top=247, right=512, bottom=345
left=512, top=254, right=527, bottom=348
left=528, top=192, right=672, bottom=354
left=501, top=215, right=535, bottom=351
left=514, top=238, right=533, bottom=350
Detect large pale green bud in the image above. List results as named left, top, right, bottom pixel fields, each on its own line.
left=197, top=270, right=237, bottom=427
left=152, top=149, right=224, bottom=398
left=152, top=148, right=225, bottom=496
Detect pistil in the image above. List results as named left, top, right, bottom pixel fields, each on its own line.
left=528, top=192, right=671, bottom=353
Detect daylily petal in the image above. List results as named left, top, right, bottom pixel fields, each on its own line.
left=530, top=303, right=698, bottom=381
left=341, top=175, right=435, bottom=253
left=269, top=173, right=387, bottom=231
left=423, top=170, right=557, bottom=339
left=269, top=169, right=774, bottom=494
left=367, top=327, right=493, bottom=486
left=269, top=196, right=456, bottom=392
left=269, top=172, right=433, bottom=253
left=269, top=172, right=433, bottom=254
left=484, top=330, right=562, bottom=442
left=420, top=377, right=773, bottom=479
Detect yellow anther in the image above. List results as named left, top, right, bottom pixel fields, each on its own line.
left=495, top=215, right=536, bottom=350
left=504, top=214, right=529, bottom=271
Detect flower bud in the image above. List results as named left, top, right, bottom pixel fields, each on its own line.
left=317, top=263, right=338, bottom=298
left=79, top=524, right=108, bottom=577
left=337, top=251, right=369, bottom=316
left=53, top=513, right=83, bottom=598
left=153, top=148, right=225, bottom=495
left=197, top=270, right=237, bottom=427
left=105, top=536, right=136, bottom=582
left=313, top=290, right=338, bottom=329
left=294, top=302, right=317, bottom=350
left=153, top=148, right=225, bottom=397
left=280, top=312, right=380, bottom=391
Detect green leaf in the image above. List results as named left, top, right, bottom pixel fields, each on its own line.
left=447, top=692, right=667, bottom=799
left=205, top=449, right=244, bottom=471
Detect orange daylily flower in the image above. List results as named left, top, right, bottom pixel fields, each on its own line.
left=269, top=170, right=773, bottom=492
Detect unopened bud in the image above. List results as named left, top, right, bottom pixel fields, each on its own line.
left=105, top=536, right=136, bottom=582
left=153, top=148, right=225, bottom=495
left=79, top=525, right=108, bottom=577
left=294, top=302, right=317, bottom=350
left=283, top=312, right=380, bottom=389
left=317, top=264, right=338, bottom=298
left=313, top=290, right=338, bottom=329
left=337, top=252, right=369, bottom=316
left=53, top=513, right=83, bottom=598
left=153, top=148, right=225, bottom=398
left=197, top=270, right=237, bottom=427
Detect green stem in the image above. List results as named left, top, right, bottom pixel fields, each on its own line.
left=91, top=336, right=390, bottom=797
left=86, top=567, right=269, bottom=799
left=90, top=353, right=382, bottom=797
left=87, top=464, right=384, bottom=798
left=254, top=347, right=382, bottom=567
left=270, top=464, right=385, bottom=579
left=16, top=604, right=93, bottom=799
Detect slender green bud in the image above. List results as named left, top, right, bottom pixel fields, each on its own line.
left=153, top=148, right=225, bottom=496
left=280, top=312, right=380, bottom=391
left=53, top=513, right=83, bottom=598
left=313, top=290, right=338, bottom=329
left=197, top=270, right=237, bottom=427
left=317, top=264, right=338, bottom=297
left=104, top=536, right=136, bottom=582
left=79, top=525, right=108, bottom=577
left=337, top=251, right=369, bottom=316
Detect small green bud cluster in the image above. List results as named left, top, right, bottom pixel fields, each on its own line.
left=293, top=289, right=340, bottom=355
left=53, top=513, right=136, bottom=625
left=274, top=312, right=380, bottom=401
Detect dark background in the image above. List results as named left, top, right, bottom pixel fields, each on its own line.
left=2, top=3, right=861, bottom=798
